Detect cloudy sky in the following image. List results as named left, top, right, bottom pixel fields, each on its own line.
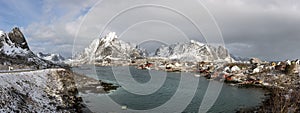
left=0, top=0, right=299, bottom=61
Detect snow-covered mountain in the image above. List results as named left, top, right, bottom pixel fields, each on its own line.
left=0, top=28, right=31, bottom=56
left=155, top=40, right=233, bottom=62
left=37, top=52, right=65, bottom=64
left=74, top=32, right=147, bottom=64
left=230, top=54, right=250, bottom=62
left=0, top=27, right=54, bottom=68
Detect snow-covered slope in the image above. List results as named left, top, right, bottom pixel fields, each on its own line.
left=0, top=27, right=54, bottom=68
left=0, top=69, right=81, bottom=112
left=155, top=40, right=233, bottom=62
left=37, top=52, right=65, bottom=64
left=75, top=32, right=147, bottom=64
left=0, top=28, right=30, bottom=56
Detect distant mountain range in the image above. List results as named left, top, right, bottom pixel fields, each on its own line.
left=230, top=54, right=251, bottom=62
left=155, top=40, right=233, bottom=62
left=0, top=28, right=249, bottom=66
left=36, top=52, right=65, bottom=64
left=73, top=32, right=235, bottom=64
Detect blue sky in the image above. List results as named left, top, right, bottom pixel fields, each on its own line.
left=0, top=0, right=93, bottom=31
left=1, top=0, right=300, bottom=61
left=0, top=0, right=98, bottom=57
left=0, top=0, right=43, bottom=30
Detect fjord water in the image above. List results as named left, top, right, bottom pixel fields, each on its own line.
left=74, top=66, right=265, bottom=113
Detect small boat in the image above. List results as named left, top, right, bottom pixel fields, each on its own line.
left=229, top=83, right=236, bottom=86
left=194, top=74, right=201, bottom=77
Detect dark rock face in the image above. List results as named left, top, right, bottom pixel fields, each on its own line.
left=217, top=46, right=230, bottom=59
left=0, top=27, right=58, bottom=69
left=101, top=47, right=113, bottom=57
left=52, top=55, right=64, bottom=61
left=7, top=27, right=29, bottom=50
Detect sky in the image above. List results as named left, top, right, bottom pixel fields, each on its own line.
left=0, top=0, right=299, bottom=61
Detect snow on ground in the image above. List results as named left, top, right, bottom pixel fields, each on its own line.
left=0, top=68, right=78, bottom=113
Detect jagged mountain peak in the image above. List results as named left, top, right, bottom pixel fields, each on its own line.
left=0, top=27, right=56, bottom=68
left=0, top=27, right=31, bottom=56
left=190, top=40, right=205, bottom=46
left=101, top=32, right=118, bottom=42
left=155, top=40, right=233, bottom=62
left=74, top=32, right=147, bottom=64
left=98, top=32, right=121, bottom=48
left=8, top=27, right=29, bottom=50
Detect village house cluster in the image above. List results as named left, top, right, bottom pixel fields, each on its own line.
left=136, top=58, right=300, bottom=89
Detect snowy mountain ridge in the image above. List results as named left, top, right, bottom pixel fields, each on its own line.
left=155, top=40, right=233, bottom=62
left=37, top=52, right=65, bottom=64
left=74, top=32, right=147, bottom=64
left=0, top=27, right=55, bottom=68
left=73, top=32, right=234, bottom=65
left=0, top=29, right=30, bottom=56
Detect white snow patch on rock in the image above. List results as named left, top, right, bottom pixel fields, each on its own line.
left=101, top=32, right=118, bottom=47
left=0, top=30, right=4, bottom=37
left=1, top=41, right=29, bottom=55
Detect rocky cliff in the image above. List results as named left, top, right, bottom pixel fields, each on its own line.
left=74, top=32, right=147, bottom=65
left=0, top=27, right=54, bottom=68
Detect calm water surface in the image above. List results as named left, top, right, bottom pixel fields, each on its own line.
left=73, top=65, right=265, bottom=113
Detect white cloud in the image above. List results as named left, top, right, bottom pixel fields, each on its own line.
left=21, top=0, right=98, bottom=56
left=12, top=0, right=300, bottom=61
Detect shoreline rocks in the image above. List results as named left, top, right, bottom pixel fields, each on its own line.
left=0, top=68, right=119, bottom=112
